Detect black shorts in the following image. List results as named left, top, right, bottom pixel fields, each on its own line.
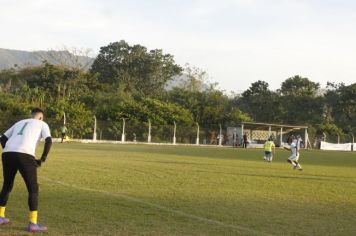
left=264, top=151, right=272, bottom=157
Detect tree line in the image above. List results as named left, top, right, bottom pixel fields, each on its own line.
left=0, top=40, right=355, bottom=142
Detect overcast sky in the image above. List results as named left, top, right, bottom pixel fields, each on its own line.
left=1, top=0, right=355, bottom=92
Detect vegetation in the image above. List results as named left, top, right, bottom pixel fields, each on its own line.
left=0, top=40, right=355, bottom=141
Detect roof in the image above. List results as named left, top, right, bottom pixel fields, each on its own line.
left=238, top=122, right=308, bottom=129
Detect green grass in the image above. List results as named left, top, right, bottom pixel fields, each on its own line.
left=0, top=143, right=355, bottom=235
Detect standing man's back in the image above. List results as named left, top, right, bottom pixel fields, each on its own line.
left=3, top=118, right=50, bottom=156
left=0, top=108, right=52, bottom=232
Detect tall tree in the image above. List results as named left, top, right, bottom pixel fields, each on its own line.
left=280, top=75, right=320, bottom=97
left=90, top=40, right=182, bottom=97
left=325, top=82, right=356, bottom=133
left=278, top=76, right=324, bottom=125
left=237, top=81, right=282, bottom=122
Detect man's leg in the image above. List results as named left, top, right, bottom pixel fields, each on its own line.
left=18, top=154, right=39, bottom=223
left=0, top=153, right=18, bottom=223
left=287, top=155, right=297, bottom=167
left=293, top=154, right=302, bottom=170
left=18, top=154, right=47, bottom=232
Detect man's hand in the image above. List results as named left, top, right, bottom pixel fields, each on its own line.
left=35, top=159, right=42, bottom=167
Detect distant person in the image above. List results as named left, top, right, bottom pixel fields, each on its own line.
left=286, top=135, right=303, bottom=170
left=232, top=129, right=238, bottom=147
left=210, top=132, right=217, bottom=145
left=60, top=125, right=67, bottom=143
left=243, top=134, right=248, bottom=148
left=263, top=136, right=275, bottom=162
left=0, top=108, right=52, bottom=232
left=287, top=135, right=293, bottom=145
left=313, top=137, right=318, bottom=149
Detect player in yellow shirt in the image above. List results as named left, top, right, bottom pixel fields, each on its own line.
left=263, top=136, right=275, bottom=162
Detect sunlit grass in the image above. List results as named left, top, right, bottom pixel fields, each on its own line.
left=0, top=143, right=355, bottom=235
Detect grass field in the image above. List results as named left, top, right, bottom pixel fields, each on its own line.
left=0, top=143, right=355, bottom=236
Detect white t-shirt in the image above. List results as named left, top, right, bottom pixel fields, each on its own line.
left=290, top=138, right=302, bottom=154
left=3, top=118, right=51, bottom=156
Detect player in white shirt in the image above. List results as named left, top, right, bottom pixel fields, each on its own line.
left=287, top=135, right=303, bottom=170
left=0, top=108, right=52, bottom=232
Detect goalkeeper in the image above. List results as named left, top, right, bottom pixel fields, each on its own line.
left=0, top=108, right=52, bottom=232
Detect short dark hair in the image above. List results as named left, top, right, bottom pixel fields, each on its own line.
left=31, top=108, right=44, bottom=115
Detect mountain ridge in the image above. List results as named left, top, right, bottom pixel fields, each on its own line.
left=0, top=48, right=94, bottom=70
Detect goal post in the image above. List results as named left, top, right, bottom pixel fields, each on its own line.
left=226, top=122, right=309, bottom=148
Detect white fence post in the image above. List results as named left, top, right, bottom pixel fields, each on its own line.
left=148, top=119, right=152, bottom=143
left=121, top=118, right=126, bottom=143
left=219, top=124, right=222, bottom=146
left=93, top=115, right=97, bottom=141
left=305, top=128, right=308, bottom=149
left=352, top=133, right=354, bottom=152
left=63, top=112, right=66, bottom=125
left=196, top=122, right=200, bottom=145
left=173, top=121, right=176, bottom=145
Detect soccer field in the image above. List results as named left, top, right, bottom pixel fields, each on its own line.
left=0, top=143, right=355, bottom=236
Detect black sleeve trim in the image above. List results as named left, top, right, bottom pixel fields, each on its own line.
left=0, top=135, right=8, bottom=149
left=41, top=137, right=52, bottom=162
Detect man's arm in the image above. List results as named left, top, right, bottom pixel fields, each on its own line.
left=0, top=135, right=8, bottom=148
left=36, top=137, right=52, bottom=166
left=41, top=137, right=52, bottom=162
left=1, top=124, right=16, bottom=148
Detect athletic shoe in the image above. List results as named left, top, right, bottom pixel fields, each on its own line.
left=0, top=217, right=10, bottom=225
left=298, top=168, right=303, bottom=171
left=27, top=222, right=48, bottom=232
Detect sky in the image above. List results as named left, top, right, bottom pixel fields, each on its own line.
left=1, top=0, right=356, bottom=92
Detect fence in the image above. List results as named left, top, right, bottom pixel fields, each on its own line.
left=1, top=115, right=354, bottom=149
left=90, top=120, right=228, bottom=145
left=0, top=115, right=228, bottom=146
left=311, top=133, right=355, bottom=150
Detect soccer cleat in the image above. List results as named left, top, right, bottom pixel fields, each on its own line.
left=27, top=222, right=48, bottom=232
left=0, top=217, right=10, bottom=225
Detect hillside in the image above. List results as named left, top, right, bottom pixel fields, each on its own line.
left=0, top=48, right=208, bottom=90
left=0, top=48, right=94, bottom=70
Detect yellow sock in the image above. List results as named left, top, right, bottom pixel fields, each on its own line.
left=29, top=211, right=38, bottom=224
left=0, top=207, right=5, bottom=218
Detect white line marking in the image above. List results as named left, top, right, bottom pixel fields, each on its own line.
left=41, top=177, right=274, bottom=236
